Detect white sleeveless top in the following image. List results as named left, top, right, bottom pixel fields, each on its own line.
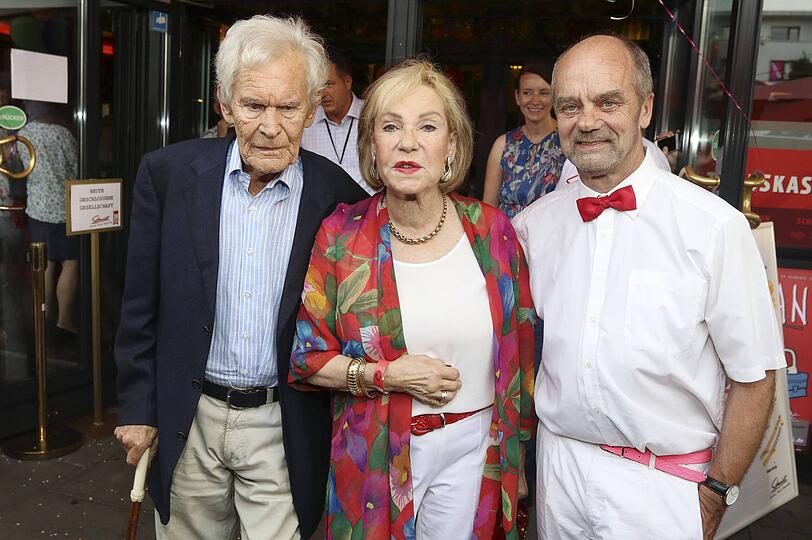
left=393, top=235, right=495, bottom=416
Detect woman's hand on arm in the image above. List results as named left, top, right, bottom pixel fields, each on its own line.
left=482, top=135, right=507, bottom=208
left=381, top=354, right=462, bottom=407
left=304, top=353, right=461, bottom=407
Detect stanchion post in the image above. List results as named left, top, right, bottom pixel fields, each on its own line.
left=91, top=231, right=103, bottom=425
left=2, top=242, right=83, bottom=460
left=32, top=243, right=48, bottom=450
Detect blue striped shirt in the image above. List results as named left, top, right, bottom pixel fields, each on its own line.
left=205, top=141, right=303, bottom=388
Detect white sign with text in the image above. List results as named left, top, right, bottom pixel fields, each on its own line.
left=66, top=180, right=123, bottom=235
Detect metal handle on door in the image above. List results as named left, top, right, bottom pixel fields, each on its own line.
left=680, top=165, right=720, bottom=190
left=0, top=134, right=37, bottom=179
left=680, top=166, right=765, bottom=229
left=741, top=171, right=765, bottom=229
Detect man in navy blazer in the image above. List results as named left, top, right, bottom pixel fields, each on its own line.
left=114, top=16, right=367, bottom=539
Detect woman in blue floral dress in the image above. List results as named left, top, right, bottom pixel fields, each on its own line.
left=483, top=62, right=565, bottom=218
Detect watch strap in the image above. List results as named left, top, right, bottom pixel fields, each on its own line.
left=372, top=359, right=391, bottom=393
left=702, top=476, right=732, bottom=501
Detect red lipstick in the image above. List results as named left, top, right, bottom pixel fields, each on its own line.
left=393, top=161, right=421, bottom=174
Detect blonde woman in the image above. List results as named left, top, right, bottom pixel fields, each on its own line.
left=291, top=60, right=535, bottom=539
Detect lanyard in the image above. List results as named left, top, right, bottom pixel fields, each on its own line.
left=323, top=117, right=354, bottom=164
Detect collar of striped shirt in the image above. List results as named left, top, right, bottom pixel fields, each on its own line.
left=225, top=139, right=303, bottom=193
left=313, top=93, right=364, bottom=126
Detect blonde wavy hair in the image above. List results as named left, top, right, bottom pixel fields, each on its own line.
left=358, top=59, right=474, bottom=193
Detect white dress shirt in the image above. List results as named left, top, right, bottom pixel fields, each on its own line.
left=513, top=150, right=785, bottom=456
left=560, top=139, right=671, bottom=185
left=301, top=94, right=375, bottom=194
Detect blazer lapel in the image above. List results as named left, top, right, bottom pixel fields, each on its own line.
left=184, top=137, right=232, bottom=319
left=277, top=152, right=334, bottom=344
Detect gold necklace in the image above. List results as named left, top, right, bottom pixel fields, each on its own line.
left=387, top=194, right=448, bottom=245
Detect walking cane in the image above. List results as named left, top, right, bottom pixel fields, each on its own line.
left=127, top=447, right=152, bottom=540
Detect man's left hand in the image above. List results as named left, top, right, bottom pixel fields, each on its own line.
left=699, top=484, right=726, bottom=539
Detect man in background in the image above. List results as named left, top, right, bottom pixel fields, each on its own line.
left=302, top=48, right=374, bottom=194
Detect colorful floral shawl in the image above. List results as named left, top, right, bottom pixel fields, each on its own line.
left=290, top=192, right=535, bottom=540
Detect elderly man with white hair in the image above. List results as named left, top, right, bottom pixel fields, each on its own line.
left=113, top=16, right=367, bottom=539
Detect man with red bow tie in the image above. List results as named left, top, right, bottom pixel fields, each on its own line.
left=512, top=34, right=785, bottom=540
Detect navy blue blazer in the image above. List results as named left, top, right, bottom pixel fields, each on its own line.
left=114, top=135, right=367, bottom=537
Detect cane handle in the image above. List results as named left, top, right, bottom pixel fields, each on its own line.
left=130, top=447, right=151, bottom=503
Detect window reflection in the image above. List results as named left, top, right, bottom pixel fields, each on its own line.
left=187, top=1, right=387, bottom=140
left=421, top=0, right=665, bottom=196
left=749, top=1, right=812, bottom=253
left=0, top=6, right=80, bottom=385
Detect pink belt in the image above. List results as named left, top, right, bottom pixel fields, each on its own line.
left=599, top=445, right=712, bottom=483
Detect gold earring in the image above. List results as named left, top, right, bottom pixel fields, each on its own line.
left=371, top=155, right=380, bottom=182
left=440, top=157, right=453, bottom=184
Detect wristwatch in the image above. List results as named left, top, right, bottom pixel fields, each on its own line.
left=702, top=476, right=740, bottom=506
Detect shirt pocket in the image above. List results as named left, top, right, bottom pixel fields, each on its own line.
left=624, top=269, right=707, bottom=357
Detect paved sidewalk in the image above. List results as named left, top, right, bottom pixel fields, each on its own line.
left=0, top=413, right=155, bottom=540
left=0, top=412, right=810, bottom=539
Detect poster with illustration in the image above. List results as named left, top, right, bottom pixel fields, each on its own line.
left=778, top=266, right=812, bottom=449
left=717, top=223, right=798, bottom=539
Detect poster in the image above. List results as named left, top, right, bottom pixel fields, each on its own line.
left=748, top=147, right=812, bottom=250
left=716, top=223, right=798, bottom=539
left=778, top=266, right=812, bottom=450
left=10, top=49, right=68, bottom=104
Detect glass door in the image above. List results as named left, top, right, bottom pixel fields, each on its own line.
left=679, top=0, right=734, bottom=178
left=667, top=0, right=763, bottom=211
left=0, top=0, right=168, bottom=440
left=0, top=3, right=82, bottom=438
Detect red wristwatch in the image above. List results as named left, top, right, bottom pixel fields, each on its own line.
left=372, top=360, right=391, bottom=393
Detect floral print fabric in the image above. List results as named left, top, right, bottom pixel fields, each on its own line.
left=498, top=127, right=565, bottom=219
left=291, top=192, right=535, bottom=540
left=18, top=121, right=77, bottom=224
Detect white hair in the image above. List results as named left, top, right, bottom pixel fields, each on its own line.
left=215, top=15, right=328, bottom=109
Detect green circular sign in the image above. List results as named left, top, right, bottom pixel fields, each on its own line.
left=0, top=105, right=27, bottom=131
left=710, top=129, right=721, bottom=162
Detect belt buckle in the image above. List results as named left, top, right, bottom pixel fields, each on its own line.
left=225, top=387, right=261, bottom=410
left=439, top=412, right=446, bottom=428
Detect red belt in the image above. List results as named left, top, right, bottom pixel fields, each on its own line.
left=599, top=445, right=712, bottom=483
left=411, top=406, right=491, bottom=436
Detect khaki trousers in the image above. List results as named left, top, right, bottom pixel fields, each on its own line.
left=155, top=394, right=300, bottom=540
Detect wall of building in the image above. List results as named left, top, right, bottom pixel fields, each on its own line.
left=757, top=12, right=812, bottom=82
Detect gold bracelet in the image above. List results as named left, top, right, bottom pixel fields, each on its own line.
left=356, top=359, right=374, bottom=398
left=347, top=357, right=374, bottom=398
left=346, top=357, right=362, bottom=396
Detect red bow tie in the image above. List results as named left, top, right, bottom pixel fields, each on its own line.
left=576, top=185, right=637, bottom=222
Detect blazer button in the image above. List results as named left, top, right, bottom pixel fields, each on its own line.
left=176, top=432, right=186, bottom=442
left=202, top=324, right=211, bottom=336
left=191, top=379, right=202, bottom=389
